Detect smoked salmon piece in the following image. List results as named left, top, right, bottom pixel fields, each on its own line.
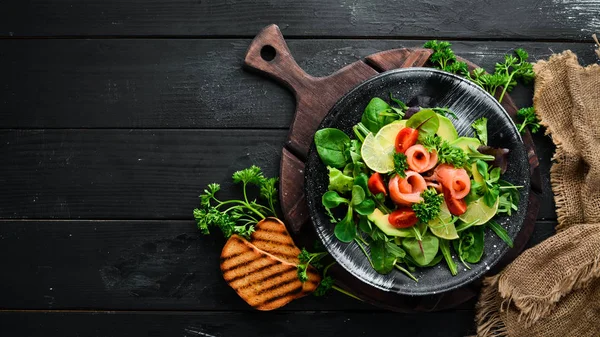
left=435, top=164, right=471, bottom=199
left=405, top=145, right=438, bottom=173
left=389, top=171, right=427, bottom=206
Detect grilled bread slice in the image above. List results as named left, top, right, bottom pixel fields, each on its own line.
left=250, top=217, right=301, bottom=264
left=251, top=218, right=321, bottom=297
left=220, top=234, right=304, bottom=311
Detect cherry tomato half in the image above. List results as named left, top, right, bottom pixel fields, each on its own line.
left=443, top=187, right=467, bottom=216
left=388, top=208, right=418, bottom=228
left=368, top=172, right=387, bottom=196
left=395, top=127, right=419, bottom=154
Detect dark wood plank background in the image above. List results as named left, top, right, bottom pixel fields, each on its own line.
left=1, top=1, right=598, bottom=336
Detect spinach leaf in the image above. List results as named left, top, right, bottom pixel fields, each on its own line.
left=327, top=167, right=354, bottom=194
left=334, top=207, right=356, bottom=243
left=361, top=97, right=398, bottom=133
left=314, top=128, right=351, bottom=168
left=402, top=232, right=440, bottom=266
left=421, top=253, right=444, bottom=267
left=453, top=226, right=485, bottom=266
left=322, top=191, right=349, bottom=209
left=406, top=109, right=440, bottom=141
left=370, top=239, right=397, bottom=274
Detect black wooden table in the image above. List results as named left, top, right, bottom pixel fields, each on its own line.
left=0, top=2, right=598, bottom=336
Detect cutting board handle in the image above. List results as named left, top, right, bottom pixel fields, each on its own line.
left=244, top=24, right=313, bottom=96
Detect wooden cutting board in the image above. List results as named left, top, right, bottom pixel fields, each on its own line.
left=244, top=24, right=541, bottom=312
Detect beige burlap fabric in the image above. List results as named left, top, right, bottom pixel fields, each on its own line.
left=476, top=50, right=600, bottom=336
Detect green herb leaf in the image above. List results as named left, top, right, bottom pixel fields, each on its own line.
left=516, top=107, right=541, bottom=134
left=393, top=153, right=409, bottom=178
left=322, top=191, right=349, bottom=209
left=471, top=117, right=488, bottom=145
left=334, top=207, right=357, bottom=243
left=439, top=239, right=458, bottom=276
left=486, top=220, right=514, bottom=248
left=351, top=185, right=366, bottom=206
left=314, top=276, right=335, bottom=296
left=358, top=215, right=372, bottom=233
left=232, top=165, right=265, bottom=186
left=412, top=188, right=444, bottom=224
left=355, top=199, right=375, bottom=215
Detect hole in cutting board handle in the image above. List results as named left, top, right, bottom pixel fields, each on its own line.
left=260, top=45, right=276, bottom=62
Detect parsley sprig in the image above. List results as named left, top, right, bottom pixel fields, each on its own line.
left=516, top=107, right=541, bottom=134
left=297, top=248, right=363, bottom=301
left=393, top=153, right=409, bottom=178
left=193, top=165, right=278, bottom=239
left=412, top=188, right=444, bottom=224
left=421, top=135, right=468, bottom=168
left=424, top=40, right=468, bottom=75
left=424, top=42, right=535, bottom=104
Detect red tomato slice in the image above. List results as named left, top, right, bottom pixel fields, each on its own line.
left=367, top=172, right=387, bottom=196
left=443, top=187, right=467, bottom=216
left=388, top=208, right=418, bottom=228
left=395, top=127, right=419, bottom=154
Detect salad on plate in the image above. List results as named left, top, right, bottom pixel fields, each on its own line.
left=313, top=95, right=520, bottom=280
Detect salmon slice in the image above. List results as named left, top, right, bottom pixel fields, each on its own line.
left=435, top=164, right=471, bottom=199
left=389, top=171, right=427, bottom=206
left=405, top=145, right=438, bottom=173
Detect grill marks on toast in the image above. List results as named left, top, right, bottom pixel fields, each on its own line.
left=251, top=218, right=301, bottom=264
left=220, top=235, right=303, bottom=311
left=220, top=218, right=323, bottom=310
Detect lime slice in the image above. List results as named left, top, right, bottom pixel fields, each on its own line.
left=459, top=197, right=499, bottom=226
left=375, top=120, right=406, bottom=150
left=361, top=133, right=395, bottom=173
left=428, top=202, right=459, bottom=240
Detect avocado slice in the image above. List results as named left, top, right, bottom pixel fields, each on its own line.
left=436, top=115, right=458, bottom=142
left=367, top=209, right=414, bottom=237
left=450, top=137, right=481, bottom=152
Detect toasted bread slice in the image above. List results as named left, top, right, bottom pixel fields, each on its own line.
left=251, top=217, right=301, bottom=264
left=220, top=234, right=304, bottom=311
left=250, top=217, right=321, bottom=298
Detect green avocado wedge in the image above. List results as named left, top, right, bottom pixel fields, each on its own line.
left=450, top=137, right=480, bottom=152
left=436, top=115, right=459, bottom=142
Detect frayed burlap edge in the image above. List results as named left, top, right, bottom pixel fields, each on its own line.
left=533, top=51, right=600, bottom=231
left=476, top=236, right=600, bottom=336
left=475, top=50, right=600, bottom=337
left=498, top=252, right=600, bottom=325
left=476, top=274, right=508, bottom=337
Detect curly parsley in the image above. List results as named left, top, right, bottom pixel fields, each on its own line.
left=193, top=165, right=278, bottom=239
left=412, top=188, right=444, bottom=223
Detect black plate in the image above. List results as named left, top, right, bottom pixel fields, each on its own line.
left=305, top=68, right=530, bottom=296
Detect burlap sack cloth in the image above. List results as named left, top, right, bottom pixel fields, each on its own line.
left=475, top=50, right=600, bottom=336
